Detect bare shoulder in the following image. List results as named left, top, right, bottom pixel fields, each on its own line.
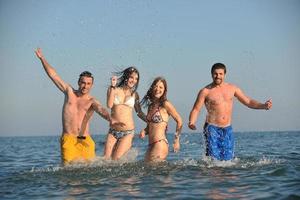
left=226, top=82, right=237, bottom=88
left=198, top=85, right=211, bottom=96
left=204, top=83, right=215, bottom=91
left=67, top=85, right=77, bottom=94
left=66, top=84, right=73, bottom=90
left=89, top=96, right=96, bottom=102
left=226, top=83, right=240, bottom=92
left=113, top=87, right=124, bottom=97
left=163, top=100, right=175, bottom=111
left=162, top=100, right=172, bottom=113
left=163, top=100, right=172, bottom=107
left=91, top=96, right=101, bottom=104
left=114, top=87, right=122, bottom=93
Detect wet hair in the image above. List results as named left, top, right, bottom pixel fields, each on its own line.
left=211, top=63, right=227, bottom=75
left=114, top=66, right=139, bottom=94
left=141, top=77, right=168, bottom=108
left=78, top=71, right=94, bottom=83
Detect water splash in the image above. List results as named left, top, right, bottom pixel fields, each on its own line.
left=30, top=165, right=62, bottom=173
left=28, top=154, right=285, bottom=177
left=203, top=156, right=240, bottom=168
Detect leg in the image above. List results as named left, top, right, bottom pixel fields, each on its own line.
left=222, top=126, right=234, bottom=161
left=145, top=140, right=169, bottom=162
left=206, top=125, right=222, bottom=160
left=61, top=134, right=79, bottom=165
left=103, top=133, right=117, bottom=159
left=112, top=133, right=134, bottom=160
left=81, top=135, right=96, bottom=161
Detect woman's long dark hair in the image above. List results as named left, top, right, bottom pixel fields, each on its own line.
left=141, top=77, right=168, bottom=108
left=114, top=66, right=139, bottom=94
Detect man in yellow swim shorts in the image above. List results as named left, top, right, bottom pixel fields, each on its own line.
left=35, top=48, right=111, bottom=165
left=61, top=133, right=96, bottom=164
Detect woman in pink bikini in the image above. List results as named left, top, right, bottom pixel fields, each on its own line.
left=104, top=67, right=147, bottom=160
left=140, top=77, right=182, bottom=162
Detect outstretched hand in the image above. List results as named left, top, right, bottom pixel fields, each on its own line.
left=264, top=99, right=272, bottom=110
left=111, top=76, right=117, bottom=87
left=35, top=48, right=44, bottom=59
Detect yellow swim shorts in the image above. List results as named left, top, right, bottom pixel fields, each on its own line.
left=60, top=134, right=95, bottom=165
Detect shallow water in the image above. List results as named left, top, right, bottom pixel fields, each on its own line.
left=1, top=131, right=299, bottom=199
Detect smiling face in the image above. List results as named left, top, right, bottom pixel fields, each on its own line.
left=152, top=80, right=165, bottom=99
left=141, top=77, right=168, bottom=107
left=212, top=68, right=225, bottom=86
left=78, top=76, right=93, bottom=95
left=126, top=72, right=139, bottom=89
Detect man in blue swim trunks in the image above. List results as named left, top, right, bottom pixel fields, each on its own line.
left=188, top=63, right=272, bottom=161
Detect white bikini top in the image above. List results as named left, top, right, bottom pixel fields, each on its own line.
left=113, top=94, right=135, bottom=108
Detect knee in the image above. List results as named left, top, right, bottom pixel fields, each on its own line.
left=112, top=154, right=121, bottom=160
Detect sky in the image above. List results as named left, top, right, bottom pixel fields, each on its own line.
left=0, top=0, right=299, bottom=137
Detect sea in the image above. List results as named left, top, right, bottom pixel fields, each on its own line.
left=0, top=131, right=299, bottom=200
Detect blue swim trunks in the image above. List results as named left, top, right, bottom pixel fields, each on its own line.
left=203, top=123, right=234, bottom=161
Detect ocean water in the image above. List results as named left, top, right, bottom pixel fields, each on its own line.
left=0, top=131, right=299, bottom=200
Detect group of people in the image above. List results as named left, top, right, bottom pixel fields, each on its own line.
left=35, top=48, right=272, bottom=165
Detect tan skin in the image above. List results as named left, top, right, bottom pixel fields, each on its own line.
left=189, top=68, right=272, bottom=129
left=35, top=48, right=111, bottom=137
left=104, top=74, right=147, bottom=160
left=139, top=80, right=182, bottom=162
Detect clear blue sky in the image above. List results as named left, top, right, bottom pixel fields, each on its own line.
left=1, top=0, right=299, bottom=136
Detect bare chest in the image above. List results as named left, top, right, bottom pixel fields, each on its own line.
left=65, top=95, right=92, bottom=114
left=206, top=89, right=234, bottom=106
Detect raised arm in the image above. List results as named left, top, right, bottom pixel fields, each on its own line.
left=164, top=101, right=183, bottom=153
left=188, top=88, right=207, bottom=130
left=134, top=92, right=147, bottom=122
left=35, top=48, right=69, bottom=93
left=234, top=86, right=272, bottom=110
left=106, top=76, right=117, bottom=108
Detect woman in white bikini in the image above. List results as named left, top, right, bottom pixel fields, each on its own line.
left=104, top=67, right=147, bottom=160
left=140, top=77, right=182, bottom=162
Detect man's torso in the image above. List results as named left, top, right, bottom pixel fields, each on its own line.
left=62, top=86, right=93, bottom=135
left=204, top=83, right=236, bottom=127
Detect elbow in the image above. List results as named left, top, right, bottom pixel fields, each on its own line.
left=246, top=103, right=256, bottom=109
left=179, top=123, right=183, bottom=130
left=177, top=118, right=183, bottom=129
